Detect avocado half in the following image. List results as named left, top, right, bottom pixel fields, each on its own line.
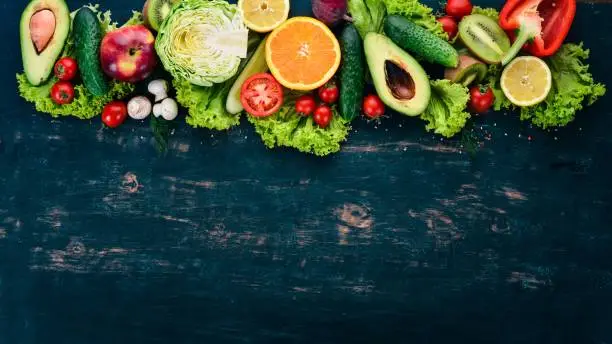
left=20, top=0, right=71, bottom=86
left=364, top=33, right=431, bottom=116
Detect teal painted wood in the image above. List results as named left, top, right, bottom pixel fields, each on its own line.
left=1, top=0, right=612, bottom=343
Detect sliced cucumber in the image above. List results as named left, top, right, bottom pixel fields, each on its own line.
left=226, top=37, right=269, bottom=114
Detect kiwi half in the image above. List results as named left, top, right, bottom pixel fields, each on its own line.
left=458, top=14, right=510, bottom=64
left=143, top=0, right=180, bottom=31
left=444, top=55, right=487, bottom=86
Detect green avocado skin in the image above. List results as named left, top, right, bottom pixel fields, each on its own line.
left=364, top=33, right=431, bottom=116
left=74, top=7, right=109, bottom=96
left=339, top=25, right=365, bottom=122
left=20, top=0, right=71, bottom=86
left=384, top=15, right=459, bottom=68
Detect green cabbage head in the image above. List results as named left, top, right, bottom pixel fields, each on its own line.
left=156, top=0, right=249, bottom=87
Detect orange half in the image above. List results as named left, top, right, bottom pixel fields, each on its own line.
left=265, top=17, right=341, bottom=91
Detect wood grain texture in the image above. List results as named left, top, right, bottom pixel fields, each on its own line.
left=1, top=0, right=612, bottom=343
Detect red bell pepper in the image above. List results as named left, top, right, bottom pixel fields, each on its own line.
left=499, top=0, right=576, bottom=65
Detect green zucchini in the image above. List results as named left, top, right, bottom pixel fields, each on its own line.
left=73, top=7, right=109, bottom=96
left=383, top=15, right=458, bottom=68
left=339, top=25, right=365, bottom=121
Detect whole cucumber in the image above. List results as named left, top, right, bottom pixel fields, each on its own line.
left=73, top=7, right=109, bottom=96
left=384, top=15, right=458, bottom=68
left=339, top=25, right=365, bottom=121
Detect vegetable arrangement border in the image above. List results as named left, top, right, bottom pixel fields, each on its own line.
left=17, top=0, right=606, bottom=156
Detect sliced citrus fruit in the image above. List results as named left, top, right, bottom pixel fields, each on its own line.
left=501, top=56, right=552, bottom=107
left=238, top=0, right=290, bottom=33
left=265, top=17, right=341, bottom=91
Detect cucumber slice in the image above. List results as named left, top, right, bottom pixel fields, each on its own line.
left=226, top=37, right=269, bottom=114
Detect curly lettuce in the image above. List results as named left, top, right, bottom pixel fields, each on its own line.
left=156, top=0, right=248, bottom=87
left=174, top=77, right=240, bottom=130
left=420, top=79, right=471, bottom=138
left=248, top=101, right=351, bottom=156
left=16, top=7, right=140, bottom=119
left=520, top=43, right=606, bottom=128
left=471, top=6, right=500, bottom=21
left=485, top=64, right=513, bottom=111
left=382, top=0, right=446, bottom=39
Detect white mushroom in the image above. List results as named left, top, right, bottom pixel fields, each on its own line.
left=127, top=96, right=152, bottom=120
left=153, top=98, right=179, bottom=121
left=148, top=79, right=169, bottom=102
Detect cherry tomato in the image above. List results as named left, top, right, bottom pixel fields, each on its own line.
left=445, top=0, right=473, bottom=19
left=469, top=85, right=494, bottom=114
left=295, top=95, right=317, bottom=116
left=240, top=73, right=284, bottom=117
left=102, top=101, right=128, bottom=128
left=54, top=57, right=78, bottom=81
left=313, top=105, right=333, bottom=128
left=438, top=16, right=458, bottom=40
left=318, top=81, right=339, bottom=104
left=50, top=81, right=75, bottom=105
left=362, top=95, right=385, bottom=119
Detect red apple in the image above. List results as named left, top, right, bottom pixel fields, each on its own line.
left=100, top=25, right=157, bottom=83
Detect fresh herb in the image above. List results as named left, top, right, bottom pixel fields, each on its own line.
left=150, top=115, right=175, bottom=154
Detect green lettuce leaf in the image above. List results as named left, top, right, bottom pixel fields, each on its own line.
left=173, top=77, right=240, bottom=130
left=485, top=64, right=513, bottom=111
left=520, top=43, right=606, bottom=128
left=471, top=6, right=500, bottom=21
left=248, top=101, right=351, bottom=156
left=16, top=8, right=140, bottom=119
left=382, top=0, right=446, bottom=39
left=420, top=79, right=471, bottom=138
left=348, top=0, right=387, bottom=39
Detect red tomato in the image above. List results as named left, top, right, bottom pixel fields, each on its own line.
left=102, top=101, right=128, bottom=128
left=240, top=73, right=284, bottom=117
left=313, top=105, right=333, bottom=128
left=318, top=81, right=339, bottom=104
left=50, top=81, right=75, bottom=105
left=438, top=16, right=458, bottom=40
left=362, top=95, right=385, bottom=119
left=54, top=57, right=78, bottom=81
left=295, top=95, right=316, bottom=116
left=469, top=85, right=494, bottom=114
left=445, top=0, right=473, bottom=19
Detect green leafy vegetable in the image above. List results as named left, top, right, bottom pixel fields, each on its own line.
left=156, top=0, right=249, bottom=87
left=248, top=99, right=351, bottom=156
left=520, top=43, right=606, bottom=128
left=485, top=64, right=512, bottom=111
left=348, top=0, right=387, bottom=39
left=471, top=6, right=499, bottom=21
left=173, top=77, right=240, bottom=130
left=150, top=115, right=176, bottom=154
left=420, top=79, right=471, bottom=138
left=16, top=7, right=139, bottom=119
left=174, top=34, right=261, bottom=131
left=382, top=0, right=446, bottom=39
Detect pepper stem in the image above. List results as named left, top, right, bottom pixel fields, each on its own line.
left=501, top=25, right=536, bottom=66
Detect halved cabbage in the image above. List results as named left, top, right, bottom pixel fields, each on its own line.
left=155, top=0, right=249, bottom=87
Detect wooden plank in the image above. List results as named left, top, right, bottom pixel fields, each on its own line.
left=1, top=0, right=612, bottom=343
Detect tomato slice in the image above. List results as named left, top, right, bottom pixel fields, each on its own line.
left=240, top=73, right=284, bottom=117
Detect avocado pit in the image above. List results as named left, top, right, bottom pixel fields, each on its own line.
left=385, top=60, right=415, bottom=101
left=30, top=9, right=56, bottom=54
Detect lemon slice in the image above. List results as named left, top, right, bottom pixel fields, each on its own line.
left=238, top=0, right=290, bottom=33
left=501, top=56, right=552, bottom=107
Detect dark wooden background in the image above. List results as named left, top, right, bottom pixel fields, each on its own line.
left=1, top=0, right=612, bottom=343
